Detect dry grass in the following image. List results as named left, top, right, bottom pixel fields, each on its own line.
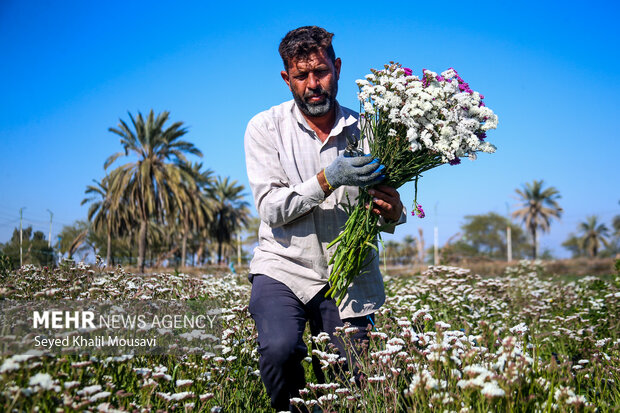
left=385, top=257, right=617, bottom=278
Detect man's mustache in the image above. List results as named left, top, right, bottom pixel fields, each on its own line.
left=304, top=88, right=330, bottom=102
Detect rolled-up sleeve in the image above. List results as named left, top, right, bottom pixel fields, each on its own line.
left=244, top=116, right=326, bottom=228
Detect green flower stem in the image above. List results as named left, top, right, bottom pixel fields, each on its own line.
left=326, top=108, right=445, bottom=303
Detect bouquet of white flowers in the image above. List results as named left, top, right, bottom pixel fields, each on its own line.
left=327, top=63, right=498, bottom=304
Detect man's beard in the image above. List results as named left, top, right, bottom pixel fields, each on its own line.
left=292, top=83, right=338, bottom=117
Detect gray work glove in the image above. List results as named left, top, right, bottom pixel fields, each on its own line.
left=324, top=153, right=385, bottom=189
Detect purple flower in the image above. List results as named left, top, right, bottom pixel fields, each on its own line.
left=476, top=131, right=487, bottom=141
left=480, top=94, right=485, bottom=100
left=412, top=203, right=425, bottom=218
left=403, top=67, right=413, bottom=76
left=436, top=75, right=444, bottom=82
left=449, top=157, right=461, bottom=165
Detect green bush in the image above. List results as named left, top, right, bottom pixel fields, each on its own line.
left=0, top=253, right=11, bottom=278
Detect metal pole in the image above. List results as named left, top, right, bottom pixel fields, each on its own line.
left=47, top=209, right=53, bottom=248
left=434, top=226, right=439, bottom=266
left=19, top=207, right=26, bottom=267
left=433, top=203, right=439, bottom=266
left=507, top=226, right=512, bottom=262
left=505, top=203, right=512, bottom=262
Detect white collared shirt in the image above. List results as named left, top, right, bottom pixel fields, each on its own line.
left=244, top=99, right=404, bottom=318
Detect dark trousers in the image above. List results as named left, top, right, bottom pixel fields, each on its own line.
left=248, top=274, right=373, bottom=412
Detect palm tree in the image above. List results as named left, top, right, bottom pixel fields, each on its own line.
left=207, top=176, right=250, bottom=264
left=613, top=214, right=620, bottom=237
left=401, top=235, right=418, bottom=265
left=81, top=174, right=133, bottom=267
left=105, top=110, right=202, bottom=273
left=512, top=180, right=562, bottom=259
left=382, top=240, right=401, bottom=266
left=578, top=215, right=610, bottom=258
left=243, top=216, right=262, bottom=247
left=562, top=233, right=584, bottom=258
left=58, top=220, right=91, bottom=260
left=176, top=162, right=214, bottom=269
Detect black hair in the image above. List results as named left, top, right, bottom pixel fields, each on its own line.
left=278, top=26, right=336, bottom=71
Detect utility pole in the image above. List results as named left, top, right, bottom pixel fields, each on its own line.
left=433, top=202, right=439, bottom=266
left=19, top=207, right=26, bottom=267
left=46, top=209, right=53, bottom=248
left=417, top=228, right=425, bottom=265
left=506, top=203, right=512, bottom=262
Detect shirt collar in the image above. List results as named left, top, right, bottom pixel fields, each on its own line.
left=292, top=100, right=357, bottom=141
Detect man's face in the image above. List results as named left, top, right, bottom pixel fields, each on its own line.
left=281, top=49, right=341, bottom=118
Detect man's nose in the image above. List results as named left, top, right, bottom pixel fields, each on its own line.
left=307, top=72, right=320, bottom=88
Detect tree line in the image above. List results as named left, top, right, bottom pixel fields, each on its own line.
left=1, top=113, right=618, bottom=270
left=1, top=110, right=250, bottom=272
left=83, top=110, right=251, bottom=272
left=383, top=181, right=619, bottom=265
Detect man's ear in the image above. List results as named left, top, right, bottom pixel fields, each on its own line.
left=334, top=57, right=342, bottom=81
left=281, top=70, right=291, bottom=90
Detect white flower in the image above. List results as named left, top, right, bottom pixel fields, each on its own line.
left=435, top=321, right=451, bottom=330
left=368, top=375, right=387, bottom=382
left=64, top=381, right=81, bottom=389
left=29, top=372, right=54, bottom=390
left=313, top=332, right=331, bottom=343
left=78, top=384, right=103, bottom=396
left=440, top=126, right=454, bottom=137
left=363, top=102, right=375, bottom=114
left=170, top=391, right=193, bottom=401
left=0, top=358, right=20, bottom=373
left=509, top=323, right=528, bottom=335
left=90, top=391, right=111, bottom=402
left=318, top=393, right=338, bottom=403
left=481, top=381, right=505, bottom=397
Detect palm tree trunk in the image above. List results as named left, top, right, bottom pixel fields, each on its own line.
left=106, top=230, right=112, bottom=268
left=531, top=227, right=537, bottom=259
left=182, top=217, right=189, bottom=270
left=217, top=241, right=223, bottom=265
left=196, top=244, right=204, bottom=266
left=181, top=234, right=187, bottom=269
left=138, top=220, right=147, bottom=273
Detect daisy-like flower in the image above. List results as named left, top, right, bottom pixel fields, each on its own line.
left=29, top=372, right=54, bottom=391
left=327, top=63, right=497, bottom=303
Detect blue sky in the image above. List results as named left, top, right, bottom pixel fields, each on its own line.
left=1, top=0, right=619, bottom=258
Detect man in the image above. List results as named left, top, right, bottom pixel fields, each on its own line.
left=244, top=26, right=405, bottom=411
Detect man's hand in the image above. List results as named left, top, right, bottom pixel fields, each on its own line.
left=323, top=154, right=385, bottom=190
left=367, top=185, right=403, bottom=222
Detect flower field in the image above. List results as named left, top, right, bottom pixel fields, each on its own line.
left=0, top=261, right=618, bottom=412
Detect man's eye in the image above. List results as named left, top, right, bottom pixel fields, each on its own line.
left=295, top=75, right=307, bottom=80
